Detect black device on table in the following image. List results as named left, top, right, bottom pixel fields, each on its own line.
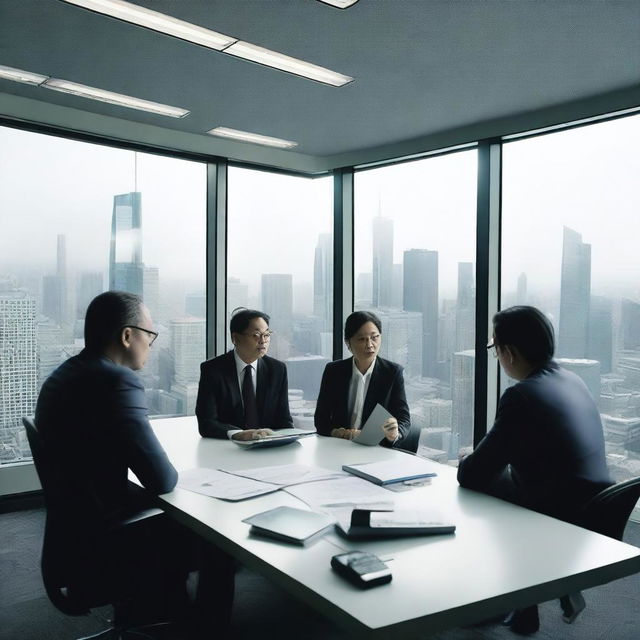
left=331, top=550, right=392, bottom=588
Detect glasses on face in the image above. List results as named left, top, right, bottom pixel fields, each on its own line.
left=241, top=330, right=274, bottom=342
left=487, top=340, right=498, bottom=358
left=355, top=333, right=381, bottom=345
left=125, top=325, right=159, bottom=346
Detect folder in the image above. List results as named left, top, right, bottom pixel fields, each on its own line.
left=342, top=456, right=437, bottom=485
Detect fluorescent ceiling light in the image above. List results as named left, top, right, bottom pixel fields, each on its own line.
left=207, top=127, right=298, bottom=149
left=225, top=41, right=353, bottom=87
left=42, top=78, right=189, bottom=118
left=0, top=64, right=49, bottom=85
left=60, top=0, right=236, bottom=50
left=317, top=0, right=360, bottom=8
left=62, top=0, right=353, bottom=87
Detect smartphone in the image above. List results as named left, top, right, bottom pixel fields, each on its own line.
left=331, top=550, right=392, bottom=588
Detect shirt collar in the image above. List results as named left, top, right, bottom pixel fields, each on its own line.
left=234, top=349, right=258, bottom=376
left=352, top=356, right=376, bottom=379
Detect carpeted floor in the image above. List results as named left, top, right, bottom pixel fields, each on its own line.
left=2, top=506, right=639, bottom=640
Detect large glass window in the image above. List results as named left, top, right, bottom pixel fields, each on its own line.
left=227, top=167, right=333, bottom=429
left=0, top=126, right=206, bottom=464
left=354, top=150, right=478, bottom=462
left=502, top=114, right=640, bottom=483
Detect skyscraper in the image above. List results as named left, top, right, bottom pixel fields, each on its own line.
left=171, top=317, right=205, bottom=386
left=403, top=249, right=439, bottom=377
left=143, top=266, right=160, bottom=320
left=455, top=262, right=475, bottom=352
left=109, top=192, right=143, bottom=296
left=313, top=233, right=333, bottom=330
left=262, top=274, right=293, bottom=335
left=0, top=292, right=37, bottom=461
left=559, top=226, right=591, bottom=358
left=451, top=349, right=475, bottom=450
left=42, top=234, right=69, bottom=326
left=76, top=271, right=103, bottom=319
left=588, top=295, right=613, bottom=374
left=372, top=216, right=394, bottom=308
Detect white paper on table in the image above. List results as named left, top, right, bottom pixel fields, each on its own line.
left=352, top=403, right=394, bottom=446
left=224, top=463, right=347, bottom=486
left=178, top=468, right=279, bottom=501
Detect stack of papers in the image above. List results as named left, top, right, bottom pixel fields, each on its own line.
left=225, top=463, right=345, bottom=486
left=178, top=468, right=279, bottom=501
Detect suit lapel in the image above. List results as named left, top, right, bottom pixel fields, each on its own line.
left=256, top=357, right=267, bottom=420
left=337, top=358, right=354, bottom=425
left=362, top=358, right=384, bottom=424
left=224, top=351, right=243, bottom=419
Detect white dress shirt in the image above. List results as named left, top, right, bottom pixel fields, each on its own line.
left=348, top=357, right=376, bottom=429
left=227, top=350, right=258, bottom=439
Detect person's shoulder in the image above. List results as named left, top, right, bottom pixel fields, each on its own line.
left=263, top=354, right=287, bottom=371
left=324, top=357, right=352, bottom=373
left=200, top=350, right=234, bottom=372
left=376, top=356, right=403, bottom=375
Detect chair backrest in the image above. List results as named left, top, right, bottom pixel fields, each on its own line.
left=577, top=476, right=640, bottom=541
left=23, top=416, right=92, bottom=616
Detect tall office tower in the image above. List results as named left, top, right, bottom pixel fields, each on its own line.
left=76, top=271, right=103, bottom=319
left=451, top=349, right=475, bottom=451
left=313, top=233, right=333, bottom=330
left=391, top=264, right=403, bottom=309
left=618, top=353, right=640, bottom=391
left=37, top=319, right=63, bottom=386
left=620, top=299, right=640, bottom=351
left=516, top=272, right=528, bottom=305
left=559, top=226, right=591, bottom=358
left=455, top=262, right=475, bottom=352
left=109, top=192, right=143, bottom=296
left=185, top=292, right=206, bottom=319
left=355, top=272, right=372, bottom=307
left=143, top=266, right=160, bottom=320
left=376, top=309, right=423, bottom=377
left=42, top=274, right=63, bottom=324
left=262, top=273, right=293, bottom=336
left=372, top=216, right=394, bottom=308
left=0, top=292, right=38, bottom=461
left=170, top=317, right=205, bottom=386
left=588, top=296, right=613, bottom=374
left=227, top=277, right=249, bottom=318
left=403, top=249, right=439, bottom=378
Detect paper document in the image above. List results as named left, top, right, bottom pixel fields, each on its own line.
left=353, top=404, right=394, bottom=446
left=178, top=468, right=279, bottom=501
left=343, top=456, right=438, bottom=485
left=225, top=463, right=346, bottom=486
left=284, top=476, right=394, bottom=510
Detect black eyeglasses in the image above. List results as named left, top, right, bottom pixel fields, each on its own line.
left=124, top=325, right=159, bottom=346
left=241, top=330, right=274, bottom=341
left=486, top=340, right=498, bottom=358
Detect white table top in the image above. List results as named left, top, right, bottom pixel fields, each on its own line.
left=148, top=416, right=640, bottom=639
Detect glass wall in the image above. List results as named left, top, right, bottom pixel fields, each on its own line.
left=502, top=114, right=640, bottom=483
left=0, top=126, right=206, bottom=464
left=354, top=150, right=478, bottom=462
left=227, top=166, right=333, bottom=430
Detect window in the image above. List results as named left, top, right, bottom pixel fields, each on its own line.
left=227, top=167, right=333, bottom=429
left=502, top=114, right=640, bottom=483
left=354, top=150, right=478, bottom=461
left=0, top=126, right=206, bottom=464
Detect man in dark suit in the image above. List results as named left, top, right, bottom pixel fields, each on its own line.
left=36, top=291, right=234, bottom=638
left=196, top=308, right=293, bottom=440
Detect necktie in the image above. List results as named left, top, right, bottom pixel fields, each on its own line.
left=242, top=365, right=259, bottom=428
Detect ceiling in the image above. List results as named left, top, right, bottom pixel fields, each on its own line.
left=0, top=0, right=639, bottom=172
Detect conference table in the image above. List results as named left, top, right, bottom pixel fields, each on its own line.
left=147, top=416, right=640, bottom=639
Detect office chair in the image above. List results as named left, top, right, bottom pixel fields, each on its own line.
left=560, top=476, right=640, bottom=624
left=23, top=416, right=168, bottom=640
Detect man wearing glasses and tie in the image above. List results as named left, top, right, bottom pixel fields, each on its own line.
left=196, top=307, right=293, bottom=440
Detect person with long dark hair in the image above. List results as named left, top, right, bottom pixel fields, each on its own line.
left=314, top=310, right=411, bottom=448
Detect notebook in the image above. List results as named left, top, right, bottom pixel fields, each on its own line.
left=342, top=456, right=438, bottom=485
left=243, top=506, right=335, bottom=545
left=336, top=508, right=456, bottom=538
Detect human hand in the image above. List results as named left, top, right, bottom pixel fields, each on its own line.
left=381, top=418, right=399, bottom=442
left=330, top=427, right=361, bottom=440
left=232, top=429, right=274, bottom=441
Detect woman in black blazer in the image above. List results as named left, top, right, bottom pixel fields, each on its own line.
left=314, top=311, right=411, bottom=448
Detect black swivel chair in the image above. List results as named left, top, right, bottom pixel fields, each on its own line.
left=23, top=416, right=167, bottom=640
left=561, top=476, right=640, bottom=623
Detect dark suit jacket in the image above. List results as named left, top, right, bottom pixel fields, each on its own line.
left=196, top=350, right=293, bottom=438
left=35, top=349, right=177, bottom=532
left=457, top=361, right=612, bottom=521
left=314, top=356, right=411, bottom=448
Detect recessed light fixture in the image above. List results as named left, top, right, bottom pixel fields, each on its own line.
left=0, top=64, right=49, bottom=86
left=60, top=0, right=236, bottom=50
left=225, top=41, right=353, bottom=87
left=43, top=78, right=190, bottom=118
left=317, top=0, right=360, bottom=8
left=207, top=127, right=298, bottom=149
left=61, top=0, right=353, bottom=87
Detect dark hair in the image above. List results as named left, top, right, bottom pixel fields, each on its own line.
left=493, top=305, right=555, bottom=366
left=344, top=311, right=382, bottom=341
left=84, top=291, right=143, bottom=353
left=229, top=308, right=270, bottom=335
